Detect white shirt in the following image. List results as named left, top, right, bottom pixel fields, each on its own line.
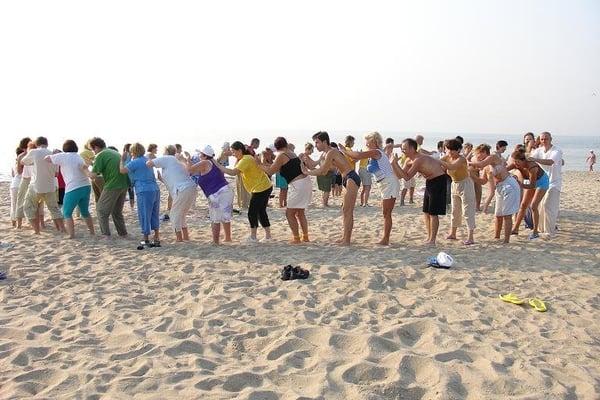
left=152, top=155, right=195, bottom=196
left=21, top=148, right=56, bottom=193
left=49, top=152, right=90, bottom=192
left=531, top=145, right=563, bottom=190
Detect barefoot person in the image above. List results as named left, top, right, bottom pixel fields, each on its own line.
left=262, top=137, right=312, bottom=244
left=392, top=138, right=447, bottom=245
left=148, top=145, right=198, bottom=242
left=586, top=150, right=596, bottom=172
left=88, top=137, right=129, bottom=238
left=301, top=131, right=360, bottom=245
left=469, top=144, right=520, bottom=243
left=440, top=139, right=476, bottom=245
left=15, top=139, right=45, bottom=229
left=508, top=147, right=548, bottom=239
left=20, top=137, right=66, bottom=235
left=119, top=143, right=161, bottom=247
left=46, top=140, right=95, bottom=239
left=213, top=141, right=273, bottom=243
left=10, top=148, right=24, bottom=228
left=187, top=145, right=234, bottom=245
left=341, top=131, right=399, bottom=245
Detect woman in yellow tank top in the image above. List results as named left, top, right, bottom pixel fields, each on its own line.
left=440, top=139, right=476, bottom=245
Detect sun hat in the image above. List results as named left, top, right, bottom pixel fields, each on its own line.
left=197, top=145, right=215, bottom=158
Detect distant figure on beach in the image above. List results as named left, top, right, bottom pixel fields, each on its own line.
left=441, top=139, right=476, bottom=245
left=586, top=150, right=596, bottom=172
left=88, top=137, right=130, bottom=238
left=302, top=131, right=360, bottom=245
left=20, top=137, right=65, bottom=235
left=10, top=147, right=25, bottom=228
left=508, top=147, right=549, bottom=240
left=392, top=138, right=447, bottom=245
left=261, top=137, right=312, bottom=244
left=46, top=140, right=95, bottom=239
left=120, top=143, right=161, bottom=246
left=187, top=145, right=233, bottom=245
left=148, top=145, right=198, bottom=242
left=15, top=139, right=45, bottom=229
left=214, top=141, right=273, bottom=243
left=469, top=144, right=520, bottom=244
left=341, top=131, right=399, bottom=245
left=529, top=132, right=562, bottom=238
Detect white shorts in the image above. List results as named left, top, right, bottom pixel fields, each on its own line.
left=378, top=175, right=400, bottom=200
left=171, top=185, right=198, bottom=231
left=287, top=176, right=312, bottom=209
left=358, top=167, right=372, bottom=186
left=495, top=176, right=520, bottom=217
left=208, top=185, right=234, bottom=223
left=401, top=177, right=416, bottom=190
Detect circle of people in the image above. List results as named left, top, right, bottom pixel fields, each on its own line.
left=8, top=131, right=563, bottom=246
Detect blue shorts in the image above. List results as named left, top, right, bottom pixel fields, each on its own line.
left=63, top=185, right=92, bottom=219
left=535, top=172, right=549, bottom=190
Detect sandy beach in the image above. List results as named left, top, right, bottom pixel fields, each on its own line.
left=1, top=170, right=599, bottom=399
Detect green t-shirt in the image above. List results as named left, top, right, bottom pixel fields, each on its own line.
left=92, top=149, right=129, bottom=190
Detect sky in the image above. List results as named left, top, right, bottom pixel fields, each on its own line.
left=0, top=0, right=599, bottom=144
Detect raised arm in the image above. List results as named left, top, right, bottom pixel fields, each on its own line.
left=468, top=154, right=495, bottom=169
left=339, top=147, right=379, bottom=160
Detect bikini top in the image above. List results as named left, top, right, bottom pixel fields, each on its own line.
left=447, top=159, right=469, bottom=182
left=279, top=154, right=303, bottom=184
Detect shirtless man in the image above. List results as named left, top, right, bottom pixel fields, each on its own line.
left=392, top=138, right=447, bottom=245
left=301, top=131, right=360, bottom=245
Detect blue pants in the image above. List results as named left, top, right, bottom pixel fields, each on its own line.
left=137, top=190, right=160, bottom=235
left=63, top=185, right=91, bottom=219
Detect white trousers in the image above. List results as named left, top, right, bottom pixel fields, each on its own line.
left=539, top=187, right=560, bottom=235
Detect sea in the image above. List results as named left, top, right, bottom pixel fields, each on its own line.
left=1, top=132, right=598, bottom=182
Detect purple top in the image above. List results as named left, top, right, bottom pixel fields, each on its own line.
left=196, top=163, right=228, bottom=197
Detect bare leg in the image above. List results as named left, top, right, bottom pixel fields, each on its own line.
left=400, top=188, right=407, bottom=206
left=494, top=216, right=503, bottom=239
left=422, top=213, right=431, bottom=242
left=322, top=191, right=330, bottom=207
left=223, top=222, right=232, bottom=242
left=30, top=218, right=41, bottom=234
left=182, top=227, right=190, bottom=241
left=250, top=227, right=258, bottom=240
left=54, top=218, right=66, bottom=233
left=512, top=188, right=534, bottom=234
left=84, top=217, right=95, bottom=235
left=286, top=208, right=301, bottom=242
left=530, top=189, right=546, bottom=235
left=378, top=198, right=396, bottom=245
left=409, top=187, right=415, bottom=203
left=503, top=216, right=512, bottom=243
left=65, top=218, right=75, bottom=239
left=447, top=227, right=458, bottom=240
left=429, top=215, right=439, bottom=244
left=263, top=227, right=272, bottom=240
left=211, top=223, right=220, bottom=245
left=363, top=185, right=371, bottom=206
left=339, top=181, right=358, bottom=245
left=297, top=209, right=309, bottom=241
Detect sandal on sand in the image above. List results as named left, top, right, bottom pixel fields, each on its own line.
left=281, top=265, right=293, bottom=281
left=528, top=298, right=547, bottom=312
left=463, top=239, right=475, bottom=245
left=291, top=266, right=310, bottom=280
left=137, top=240, right=151, bottom=250
left=499, top=293, right=525, bottom=305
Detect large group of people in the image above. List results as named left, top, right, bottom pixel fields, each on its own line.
left=8, top=130, right=564, bottom=246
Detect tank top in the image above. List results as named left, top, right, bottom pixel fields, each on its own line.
left=366, top=149, right=393, bottom=181
left=447, top=159, right=469, bottom=182
left=279, top=155, right=303, bottom=184
left=196, top=163, right=228, bottom=197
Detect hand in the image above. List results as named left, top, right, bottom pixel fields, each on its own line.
left=300, top=163, right=309, bottom=175
left=392, top=153, right=399, bottom=162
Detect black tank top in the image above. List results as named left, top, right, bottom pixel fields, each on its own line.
left=280, top=156, right=303, bottom=183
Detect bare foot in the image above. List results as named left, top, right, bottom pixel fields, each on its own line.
left=446, top=234, right=457, bottom=240
left=376, top=240, right=390, bottom=246
left=223, top=238, right=232, bottom=243
left=289, top=238, right=302, bottom=244
left=422, top=240, right=436, bottom=246
left=463, top=239, right=475, bottom=245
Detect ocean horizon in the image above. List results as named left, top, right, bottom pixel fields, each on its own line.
left=1, top=132, right=598, bottom=182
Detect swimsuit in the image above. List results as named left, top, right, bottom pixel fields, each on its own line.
left=423, top=174, right=447, bottom=215
left=342, top=170, right=361, bottom=188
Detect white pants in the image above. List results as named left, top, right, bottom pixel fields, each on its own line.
left=539, top=187, right=560, bottom=236
left=171, top=186, right=198, bottom=231
left=10, top=186, right=19, bottom=220
left=451, top=177, right=476, bottom=230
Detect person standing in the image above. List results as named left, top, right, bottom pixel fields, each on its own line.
left=586, top=150, right=596, bottom=172
left=529, top=132, right=562, bottom=238
left=46, top=140, right=95, bottom=238
left=147, top=145, right=197, bottom=242
left=214, top=141, right=273, bottom=243
left=88, top=137, right=129, bottom=238
left=10, top=148, right=24, bottom=228
left=20, top=137, right=65, bottom=234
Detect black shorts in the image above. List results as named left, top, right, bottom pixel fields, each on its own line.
left=342, top=170, right=361, bottom=188
left=423, top=174, right=447, bottom=215
left=333, top=174, right=342, bottom=186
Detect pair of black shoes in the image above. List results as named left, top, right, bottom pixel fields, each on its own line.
left=281, top=265, right=310, bottom=280
left=137, top=240, right=161, bottom=250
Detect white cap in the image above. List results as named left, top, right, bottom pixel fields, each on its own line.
left=436, top=252, right=454, bottom=267
left=198, top=145, right=215, bottom=158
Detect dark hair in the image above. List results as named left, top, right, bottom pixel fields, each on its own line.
left=175, top=144, right=182, bottom=151
left=330, top=142, right=338, bottom=149
left=455, top=135, right=464, bottom=145
left=523, top=132, right=535, bottom=142
left=274, top=137, right=288, bottom=150
left=402, top=138, right=418, bottom=151
left=438, top=140, right=445, bottom=150
left=511, top=147, right=527, bottom=162
left=445, top=139, right=462, bottom=151
left=231, top=141, right=251, bottom=155
left=385, top=138, right=394, bottom=145
left=344, top=135, right=355, bottom=146
left=18, top=137, right=31, bottom=150
left=148, top=143, right=158, bottom=152
left=496, top=140, right=508, bottom=149
left=123, top=143, right=131, bottom=152
left=16, top=147, right=25, bottom=156
left=89, top=137, right=106, bottom=150
left=250, top=138, right=260, bottom=146
left=62, top=140, right=78, bottom=153
left=35, top=136, right=48, bottom=147
left=312, top=131, right=330, bottom=145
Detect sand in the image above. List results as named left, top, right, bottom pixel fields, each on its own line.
left=1, top=171, right=599, bottom=399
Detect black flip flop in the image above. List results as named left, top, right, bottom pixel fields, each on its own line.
left=137, top=240, right=151, bottom=250
left=291, top=266, right=310, bottom=279
left=281, top=265, right=293, bottom=281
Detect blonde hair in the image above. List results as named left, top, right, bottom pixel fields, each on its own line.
left=130, top=142, right=145, bottom=157
left=364, top=131, right=383, bottom=149
left=305, top=142, right=314, bottom=151
left=474, top=144, right=491, bottom=155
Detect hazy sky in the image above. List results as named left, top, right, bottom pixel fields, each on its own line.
left=1, top=0, right=599, bottom=140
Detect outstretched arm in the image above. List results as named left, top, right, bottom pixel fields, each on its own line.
left=211, top=158, right=240, bottom=176
left=339, top=147, right=379, bottom=160
left=302, top=152, right=333, bottom=176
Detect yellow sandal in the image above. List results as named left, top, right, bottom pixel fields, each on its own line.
left=528, top=298, right=547, bottom=312
left=499, top=293, right=525, bottom=305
